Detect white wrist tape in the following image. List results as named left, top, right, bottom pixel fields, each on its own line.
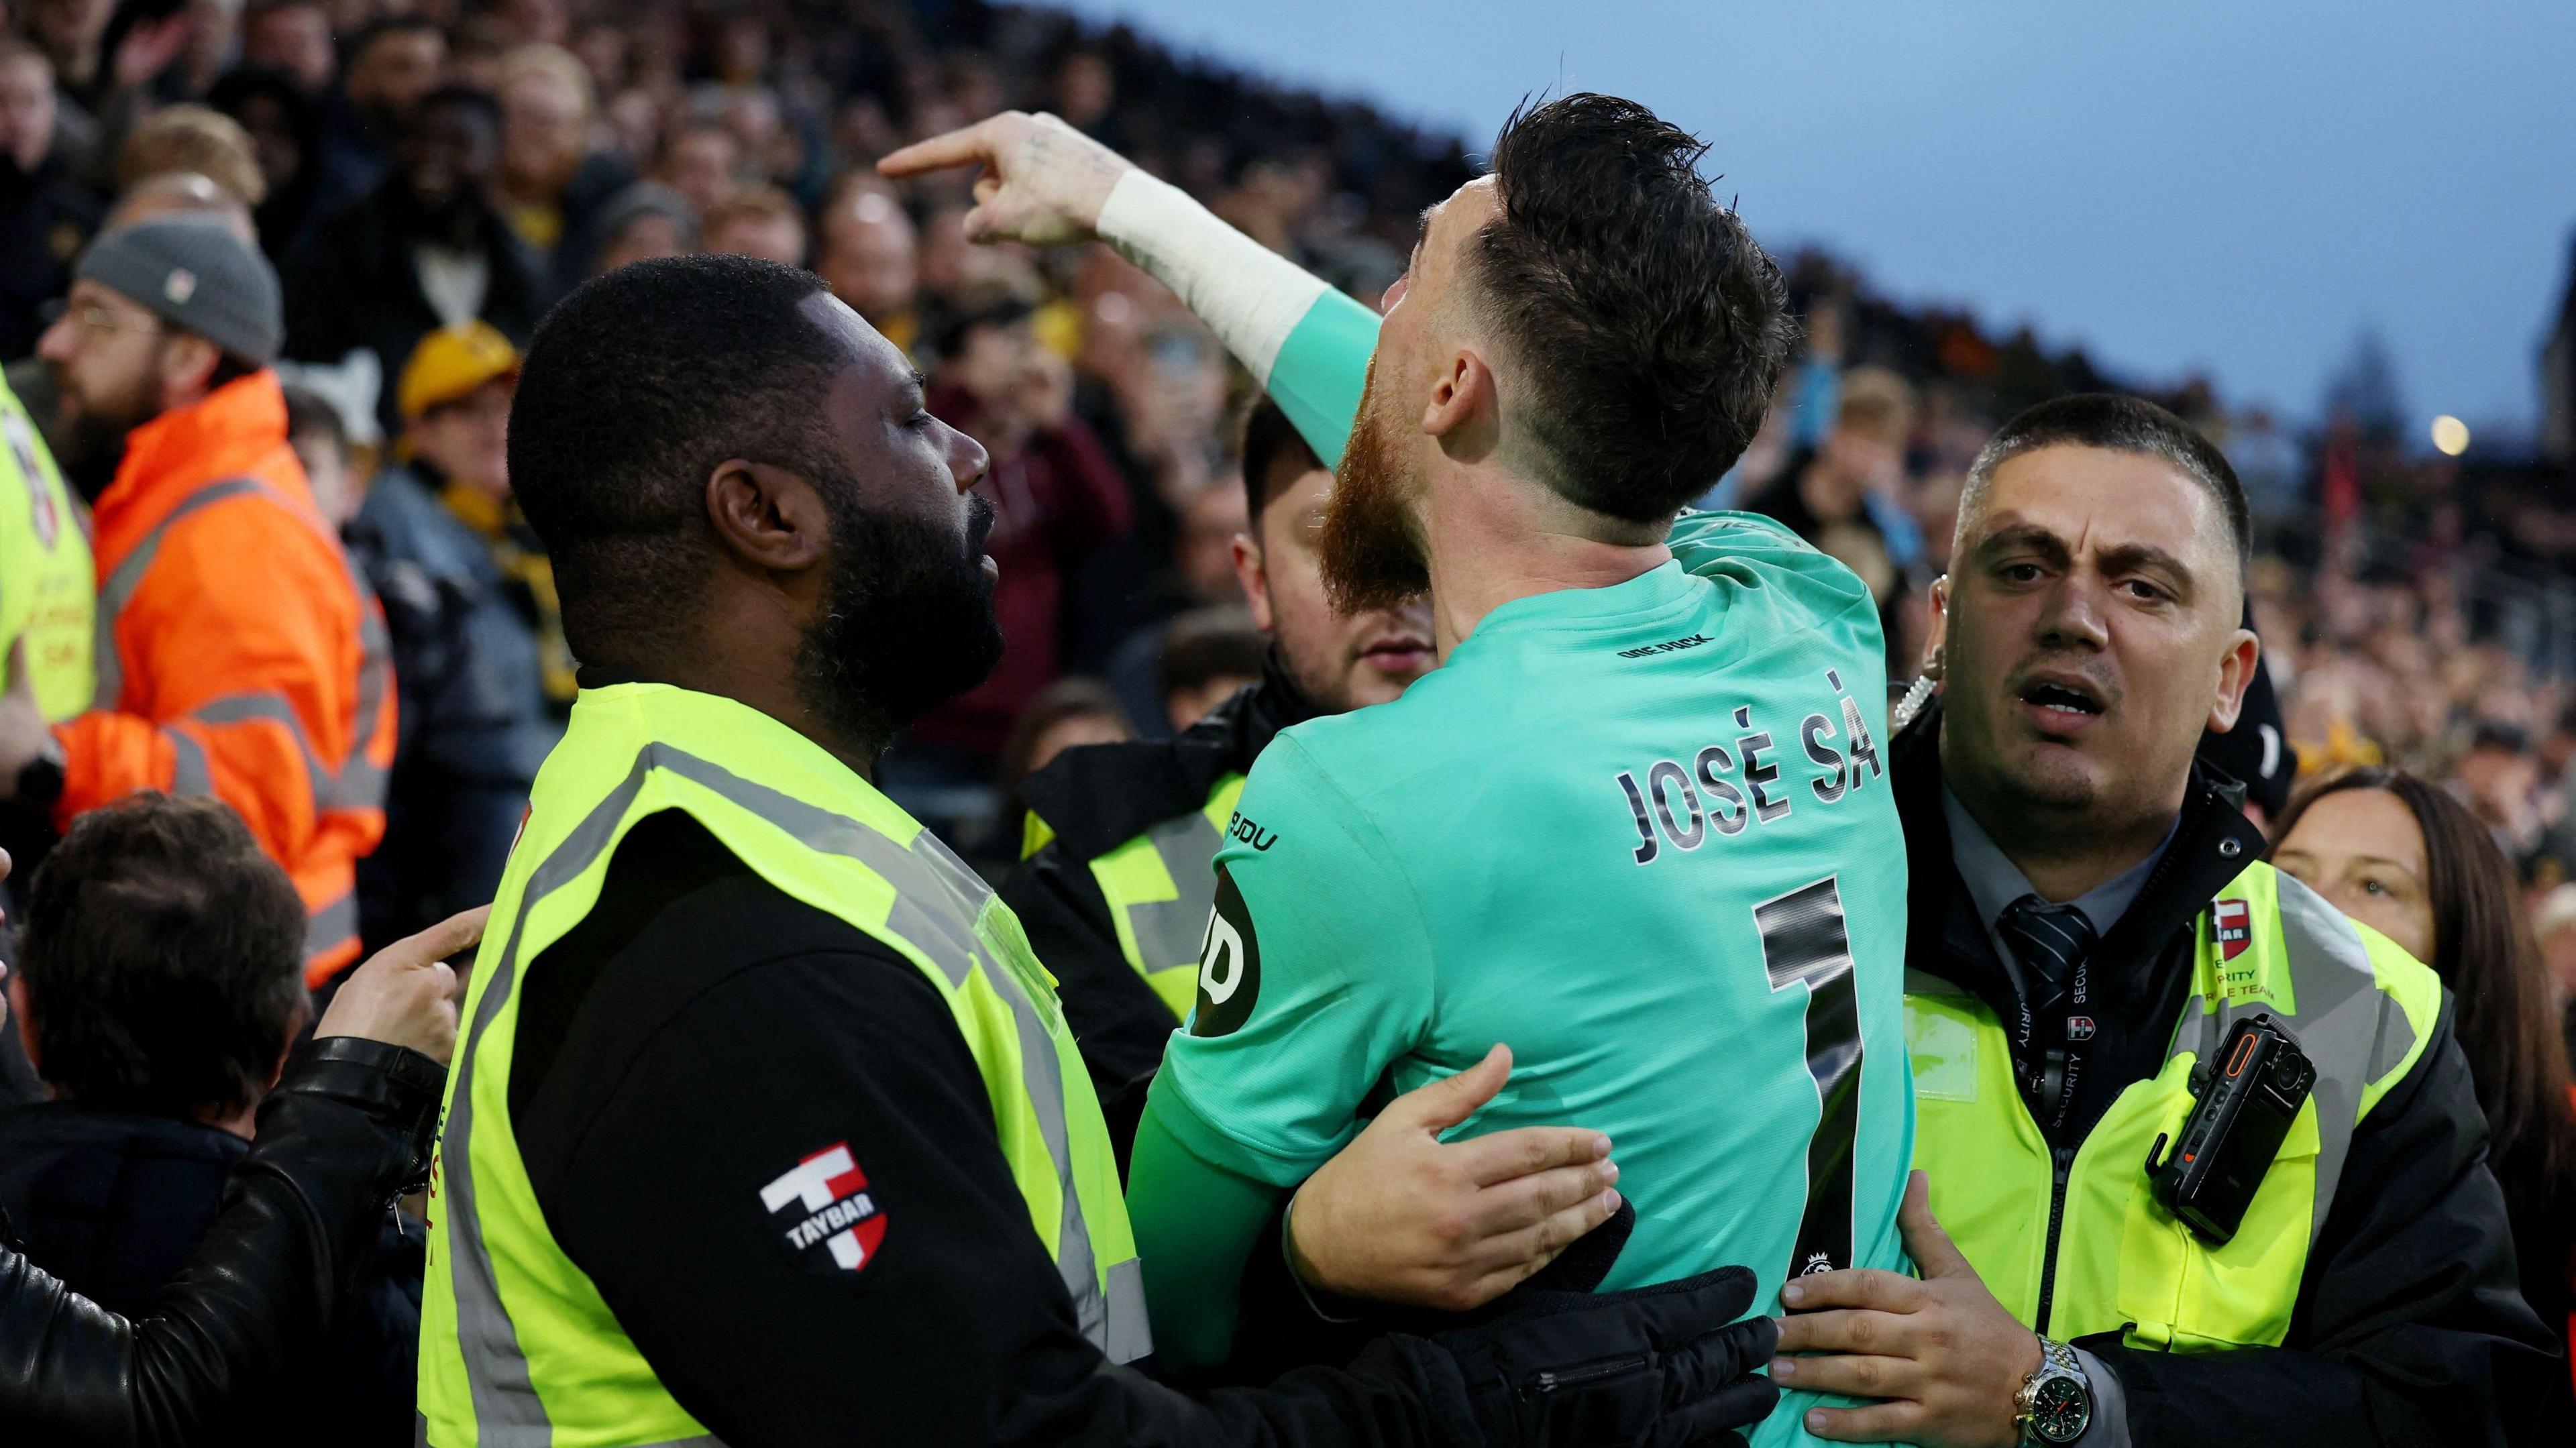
left=1095, top=169, right=1330, bottom=386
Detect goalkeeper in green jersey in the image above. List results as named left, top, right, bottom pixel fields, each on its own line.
left=887, top=97, right=1916, bottom=1448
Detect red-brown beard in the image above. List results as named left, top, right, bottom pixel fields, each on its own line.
left=1321, top=359, right=1432, bottom=613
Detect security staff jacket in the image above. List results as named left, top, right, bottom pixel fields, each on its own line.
left=1891, top=704, right=2563, bottom=1446
left=420, top=676, right=1546, bottom=1447
left=58, top=372, right=394, bottom=982
left=1004, top=653, right=1313, bottom=1127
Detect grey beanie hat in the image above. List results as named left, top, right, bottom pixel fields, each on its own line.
left=74, top=217, right=284, bottom=367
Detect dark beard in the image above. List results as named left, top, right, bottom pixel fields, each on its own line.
left=794, top=486, right=1003, bottom=759
left=1320, top=362, right=1430, bottom=612
left=56, top=410, right=129, bottom=503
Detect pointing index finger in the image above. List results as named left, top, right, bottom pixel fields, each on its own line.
left=878, top=121, right=1000, bottom=180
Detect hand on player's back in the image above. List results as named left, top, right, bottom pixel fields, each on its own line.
left=1770, top=1171, right=2041, bottom=1447
left=1287, top=1044, right=1625, bottom=1312
left=879, top=111, right=1136, bottom=248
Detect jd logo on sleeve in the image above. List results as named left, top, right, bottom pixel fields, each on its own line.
left=1191, top=865, right=1262, bottom=1038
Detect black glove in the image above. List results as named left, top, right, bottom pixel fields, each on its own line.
left=1401, top=1264, right=1782, bottom=1447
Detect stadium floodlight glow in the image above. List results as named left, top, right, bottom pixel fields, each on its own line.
left=2430, top=414, right=2470, bottom=457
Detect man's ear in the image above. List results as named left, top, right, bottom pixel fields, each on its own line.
left=156, top=334, right=221, bottom=408
left=2206, top=624, right=2261, bottom=734
left=1923, top=575, right=1951, bottom=679
left=704, top=460, right=832, bottom=573
left=1420, top=347, right=1498, bottom=459
left=1230, top=531, right=1275, bottom=632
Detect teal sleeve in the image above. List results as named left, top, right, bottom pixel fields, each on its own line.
left=1267, top=290, right=1382, bottom=471
left=1124, top=1087, right=1285, bottom=1373
left=1144, top=734, right=1436, bottom=1183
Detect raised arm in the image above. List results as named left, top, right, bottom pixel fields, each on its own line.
left=881, top=112, right=1381, bottom=466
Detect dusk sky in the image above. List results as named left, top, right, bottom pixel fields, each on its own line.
left=1055, top=0, right=2576, bottom=444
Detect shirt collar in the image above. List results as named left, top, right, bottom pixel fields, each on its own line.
left=1941, top=785, right=2178, bottom=938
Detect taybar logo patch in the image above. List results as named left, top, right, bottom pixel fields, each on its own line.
left=2212, top=899, right=2251, bottom=961
left=761, top=1142, right=886, bottom=1274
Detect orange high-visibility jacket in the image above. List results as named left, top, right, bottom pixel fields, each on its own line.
left=55, top=372, right=395, bottom=984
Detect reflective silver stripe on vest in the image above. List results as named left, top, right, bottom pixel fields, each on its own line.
left=2176, top=876, right=2414, bottom=1247
left=643, top=747, right=1139, bottom=1360
left=442, top=753, right=660, bottom=1445
left=306, top=887, right=358, bottom=960
left=1122, top=810, right=1222, bottom=973
left=439, top=743, right=1144, bottom=1444
left=415, top=1412, right=725, bottom=1448
left=168, top=727, right=213, bottom=797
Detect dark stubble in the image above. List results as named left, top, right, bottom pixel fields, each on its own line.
left=794, top=481, right=1004, bottom=755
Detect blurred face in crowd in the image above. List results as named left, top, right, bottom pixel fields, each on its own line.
left=37, top=279, right=221, bottom=492
left=1029, top=706, right=1132, bottom=778
left=242, top=3, right=335, bottom=93
left=411, top=377, right=515, bottom=499
left=817, top=188, right=918, bottom=324
left=288, top=421, right=358, bottom=527
left=1178, top=484, right=1247, bottom=604
left=347, top=26, right=446, bottom=129
left=706, top=207, right=806, bottom=268
left=0, top=51, right=57, bottom=173
left=787, top=292, right=1003, bottom=745
left=592, top=209, right=690, bottom=275
left=2271, top=787, right=2435, bottom=963
left=1236, top=457, right=1435, bottom=713
left=501, top=67, right=589, bottom=196
left=1933, top=445, right=2259, bottom=848
left=403, top=97, right=498, bottom=227
left=229, top=90, right=307, bottom=199
left=1328, top=176, right=1500, bottom=610
left=660, top=123, right=739, bottom=216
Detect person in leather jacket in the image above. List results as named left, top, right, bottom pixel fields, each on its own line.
left=0, top=868, right=478, bottom=1446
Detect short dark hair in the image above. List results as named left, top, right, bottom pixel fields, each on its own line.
left=1157, top=605, right=1267, bottom=703
left=415, top=82, right=501, bottom=133
left=346, top=14, right=442, bottom=64
left=17, top=794, right=307, bottom=1119
left=508, top=253, right=849, bottom=662
left=1468, top=93, right=1794, bottom=522
left=1240, top=396, right=1322, bottom=523
left=280, top=382, right=346, bottom=454
left=1963, top=394, right=2251, bottom=575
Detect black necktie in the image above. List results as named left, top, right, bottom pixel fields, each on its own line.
left=1997, top=894, right=2096, bottom=1007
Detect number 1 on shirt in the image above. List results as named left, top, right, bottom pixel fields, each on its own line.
left=1754, top=876, right=1863, bottom=1280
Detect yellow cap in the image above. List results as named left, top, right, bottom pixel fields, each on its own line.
left=398, top=321, right=519, bottom=423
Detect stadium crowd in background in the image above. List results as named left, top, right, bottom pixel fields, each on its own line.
left=0, top=0, right=2572, bottom=1443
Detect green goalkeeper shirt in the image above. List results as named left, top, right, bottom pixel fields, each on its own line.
left=1107, top=175, right=1915, bottom=1447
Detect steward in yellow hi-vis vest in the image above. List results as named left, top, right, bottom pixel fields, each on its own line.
left=1003, top=661, right=1296, bottom=1113
left=1882, top=704, right=2561, bottom=1443
left=0, top=372, right=94, bottom=720
left=417, top=254, right=1788, bottom=1448
left=417, top=682, right=1150, bottom=1447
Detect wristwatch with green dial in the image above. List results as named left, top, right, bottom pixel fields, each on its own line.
left=2015, top=1335, right=2092, bottom=1445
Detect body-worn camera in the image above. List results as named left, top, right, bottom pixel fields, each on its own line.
left=2145, top=1013, right=2314, bottom=1244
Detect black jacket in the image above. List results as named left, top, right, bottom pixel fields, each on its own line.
left=345, top=462, right=570, bottom=954
left=0, top=1038, right=445, bottom=1445
left=279, top=180, right=549, bottom=436
left=0, top=1101, right=423, bottom=1445
left=1004, top=653, right=1313, bottom=1139
left=1891, top=703, right=2567, bottom=1445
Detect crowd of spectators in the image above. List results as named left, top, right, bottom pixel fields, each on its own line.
left=0, top=1, right=2572, bottom=1433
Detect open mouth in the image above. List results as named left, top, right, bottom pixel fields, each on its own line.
left=2016, top=675, right=2107, bottom=735
left=2020, top=679, right=2104, bottom=716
